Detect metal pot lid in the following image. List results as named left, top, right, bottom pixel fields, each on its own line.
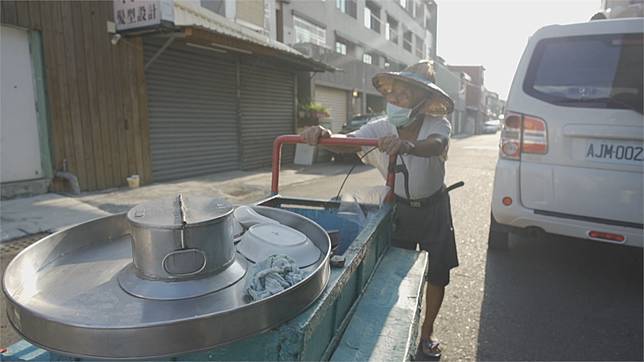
left=127, top=194, right=233, bottom=229
left=237, top=224, right=322, bottom=268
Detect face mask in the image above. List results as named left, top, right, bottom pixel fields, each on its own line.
left=386, top=103, right=415, bottom=128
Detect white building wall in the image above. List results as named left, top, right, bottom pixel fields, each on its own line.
left=1, top=26, right=43, bottom=182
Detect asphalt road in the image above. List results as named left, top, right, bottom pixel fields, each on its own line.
left=282, top=133, right=644, bottom=361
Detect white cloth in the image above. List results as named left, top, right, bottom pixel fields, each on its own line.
left=350, top=116, right=451, bottom=199
left=246, top=255, right=307, bottom=301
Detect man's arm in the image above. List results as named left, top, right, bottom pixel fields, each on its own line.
left=300, top=125, right=362, bottom=154
left=378, top=134, right=448, bottom=157
left=406, top=134, right=448, bottom=157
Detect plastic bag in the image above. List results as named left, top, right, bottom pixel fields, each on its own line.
left=337, top=185, right=390, bottom=227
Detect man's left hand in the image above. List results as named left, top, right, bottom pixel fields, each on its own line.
left=378, top=136, right=413, bottom=155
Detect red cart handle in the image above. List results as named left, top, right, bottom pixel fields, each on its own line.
left=271, top=135, right=397, bottom=203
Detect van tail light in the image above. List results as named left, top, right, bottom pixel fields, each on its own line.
left=499, top=113, right=548, bottom=160
left=522, top=116, right=548, bottom=154
left=500, top=114, right=522, bottom=159
left=588, top=231, right=625, bottom=243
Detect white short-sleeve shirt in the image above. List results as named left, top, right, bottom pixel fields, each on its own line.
left=350, top=116, right=451, bottom=199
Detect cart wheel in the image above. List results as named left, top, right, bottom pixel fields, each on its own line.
left=488, top=213, right=509, bottom=250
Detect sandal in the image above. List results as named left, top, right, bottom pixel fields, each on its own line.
left=420, top=338, right=442, bottom=359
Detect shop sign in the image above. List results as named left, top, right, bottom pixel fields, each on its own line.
left=114, top=0, right=175, bottom=31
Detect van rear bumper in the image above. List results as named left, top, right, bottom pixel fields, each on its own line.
left=491, top=159, right=643, bottom=248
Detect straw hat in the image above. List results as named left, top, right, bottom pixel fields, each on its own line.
left=372, top=60, right=454, bottom=116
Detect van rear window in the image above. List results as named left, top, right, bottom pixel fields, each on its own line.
left=523, top=33, right=643, bottom=114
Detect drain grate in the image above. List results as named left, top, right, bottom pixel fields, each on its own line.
left=1, top=233, right=49, bottom=256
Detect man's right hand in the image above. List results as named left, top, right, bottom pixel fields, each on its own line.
left=301, top=125, right=332, bottom=145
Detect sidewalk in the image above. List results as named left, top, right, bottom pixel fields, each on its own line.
left=0, top=162, right=354, bottom=243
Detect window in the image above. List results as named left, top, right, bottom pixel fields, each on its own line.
left=364, top=7, right=371, bottom=28
left=201, top=0, right=225, bottom=16
left=363, top=53, right=373, bottom=64
left=364, top=1, right=381, bottom=33
left=415, top=1, right=423, bottom=19
left=415, top=35, right=424, bottom=58
left=337, top=0, right=357, bottom=18
left=336, top=36, right=356, bottom=56
left=335, top=41, right=347, bottom=55
left=336, top=0, right=346, bottom=12
left=293, top=15, right=326, bottom=47
left=403, top=29, right=413, bottom=52
left=386, top=15, right=398, bottom=44
left=399, top=0, right=412, bottom=13
left=524, top=34, right=643, bottom=113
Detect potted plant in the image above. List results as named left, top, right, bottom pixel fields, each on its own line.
left=294, top=102, right=331, bottom=165
left=298, top=102, right=330, bottom=128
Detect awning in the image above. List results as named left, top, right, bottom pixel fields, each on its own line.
left=141, top=1, right=335, bottom=72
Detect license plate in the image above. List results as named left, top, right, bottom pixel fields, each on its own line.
left=585, top=139, right=644, bottom=166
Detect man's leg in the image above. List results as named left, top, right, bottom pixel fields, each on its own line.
left=419, top=194, right=458, bottom=357
left=421, top=282, right=445, bottom=340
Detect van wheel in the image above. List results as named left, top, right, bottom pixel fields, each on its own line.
left=488, top=214, right=509, bottom=250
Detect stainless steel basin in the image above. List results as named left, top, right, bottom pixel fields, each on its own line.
left=2, top=205, right=330, bottom=360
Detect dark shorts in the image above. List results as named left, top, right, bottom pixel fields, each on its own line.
left=392, top=190, right=459, bottom=287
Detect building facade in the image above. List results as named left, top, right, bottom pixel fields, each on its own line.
left=434, top=58, right=467, bottom=135
left=277, top=0, right=438, bottom=132
left=597, top=0, right=643, bottom=18
left=0, top=0, right=328, bottom=196
left=484, top=89, right=505, bottom=123
left=448, top=65, right=487, bottom=134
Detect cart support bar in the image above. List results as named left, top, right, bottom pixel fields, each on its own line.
left=271, top=135, right=396, bottom=202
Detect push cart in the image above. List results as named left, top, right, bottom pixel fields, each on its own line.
left=2, top=136, right=428, bottom=362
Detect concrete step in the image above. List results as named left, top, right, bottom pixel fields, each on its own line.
left=1, top=178, right=49, bottom=200
left=330, top=247, right=428, bottom=362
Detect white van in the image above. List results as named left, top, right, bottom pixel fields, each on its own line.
left=489, top=18, right=643, bottom=249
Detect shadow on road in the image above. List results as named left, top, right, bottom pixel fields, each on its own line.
left=477, top=235, right=643, bottom=361
left=291, top=161, right=374, bottom=176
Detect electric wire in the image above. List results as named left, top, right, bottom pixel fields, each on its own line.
left=334, top=147, right=378, bottom=201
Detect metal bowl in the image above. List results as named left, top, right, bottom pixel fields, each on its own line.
left=237, top=223, right=321, bottom=268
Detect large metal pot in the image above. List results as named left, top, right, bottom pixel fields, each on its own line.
left=126, top=194, right=234, bottom=281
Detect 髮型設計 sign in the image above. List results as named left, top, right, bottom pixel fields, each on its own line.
left=113, top=0, right=174, bottom=32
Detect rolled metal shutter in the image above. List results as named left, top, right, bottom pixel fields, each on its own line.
left=144, top=40, right=239, bottom=181
left=239, top=60, right=295, bottom=169
left=315, top=86, right=348, bottom=133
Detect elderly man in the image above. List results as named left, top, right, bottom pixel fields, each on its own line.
left=301, top=60, right=458, bottom=358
